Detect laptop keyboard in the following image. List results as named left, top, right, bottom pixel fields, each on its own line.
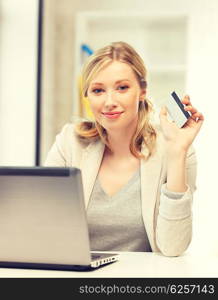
left=91, top=254, right=101, bottom=260
left=91, top=252, right=117, bottom=260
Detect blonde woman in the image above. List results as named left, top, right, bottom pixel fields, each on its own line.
left=45, top=41, right=204, bottom=256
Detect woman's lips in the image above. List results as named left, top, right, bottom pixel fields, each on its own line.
left=102, top=112, right=123, bottom=119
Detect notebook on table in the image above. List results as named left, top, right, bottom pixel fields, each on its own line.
left=0, top=167, right=119, bottom=271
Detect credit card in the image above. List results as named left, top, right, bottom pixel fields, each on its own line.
left=165, top=91, right=191, bottom=128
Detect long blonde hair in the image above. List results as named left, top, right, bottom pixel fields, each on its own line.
left=75, top=41, right=156, bottom=159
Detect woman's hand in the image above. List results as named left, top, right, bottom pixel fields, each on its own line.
left=159, top=95, right=204, bottom=154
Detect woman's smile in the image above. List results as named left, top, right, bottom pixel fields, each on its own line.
left=102, top=111, right=124, bottom=119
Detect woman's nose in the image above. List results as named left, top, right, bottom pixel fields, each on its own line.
left=104, top=91, right=117, bottom=107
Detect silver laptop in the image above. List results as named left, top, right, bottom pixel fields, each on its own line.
left=0, top=167, right=119, bottom=271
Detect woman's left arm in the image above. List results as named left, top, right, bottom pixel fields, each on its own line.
left=156, top=95, right=204, bottom=256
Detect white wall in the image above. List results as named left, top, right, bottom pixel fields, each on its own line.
left=186, top=5, right=218, bottom=255
left=0, top=0, right=38, bottom=165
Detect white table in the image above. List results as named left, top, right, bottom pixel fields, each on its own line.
left=0, top=252, right=218, bottom=278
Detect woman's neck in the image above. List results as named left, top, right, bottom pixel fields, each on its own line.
left=106, top=129, right=135, bottom=159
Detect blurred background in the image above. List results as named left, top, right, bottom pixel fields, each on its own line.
left=0, top=0, right=217, bottom=256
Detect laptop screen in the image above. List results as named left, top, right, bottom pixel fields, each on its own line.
left=0, top=167, right=92, bottom=266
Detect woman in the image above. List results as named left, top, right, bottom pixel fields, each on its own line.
left=45, top=41, right=204, bottom=256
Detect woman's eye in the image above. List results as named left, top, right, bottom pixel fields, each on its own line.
left=118, top=85, right=129, bottom=91
left=92, top=88, right=103, bottom=94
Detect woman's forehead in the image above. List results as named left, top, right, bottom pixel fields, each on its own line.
left=90, top=61, right=137, bottom=85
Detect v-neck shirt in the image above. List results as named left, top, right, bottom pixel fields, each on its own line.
left=87, top=167, right=152, bottom=252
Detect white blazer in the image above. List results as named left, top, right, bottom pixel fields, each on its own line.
left=44, top=123, right=197, bottom=256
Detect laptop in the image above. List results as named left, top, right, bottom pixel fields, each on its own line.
left=0, top=166, right=119, bottom=271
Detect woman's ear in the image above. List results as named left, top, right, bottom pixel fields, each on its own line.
left=139, top=89, right=146, bottom=101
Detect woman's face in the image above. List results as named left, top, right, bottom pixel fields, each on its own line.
left=87, top=61, right=145, bottom=133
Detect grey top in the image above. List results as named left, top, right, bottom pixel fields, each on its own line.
left=87, top=167, right=152, bottom=252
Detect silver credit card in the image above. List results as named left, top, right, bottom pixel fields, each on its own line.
left=165, top=91, right=191, bottom=128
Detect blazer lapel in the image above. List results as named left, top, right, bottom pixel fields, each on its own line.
left=140, top=137, right=165, bottom=251
left=80, top=140, right=105, bottom=208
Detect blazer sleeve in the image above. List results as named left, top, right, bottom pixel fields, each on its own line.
left=44, top=123, right=74, bottom=167
left=156, top=145, right=197, bottom=256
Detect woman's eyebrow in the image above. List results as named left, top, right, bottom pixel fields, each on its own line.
left=90, top=83, right=103, bottom=86
left=115, top=79, right=130, bottom=83
left=91, top=79, right=130, bottom=86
